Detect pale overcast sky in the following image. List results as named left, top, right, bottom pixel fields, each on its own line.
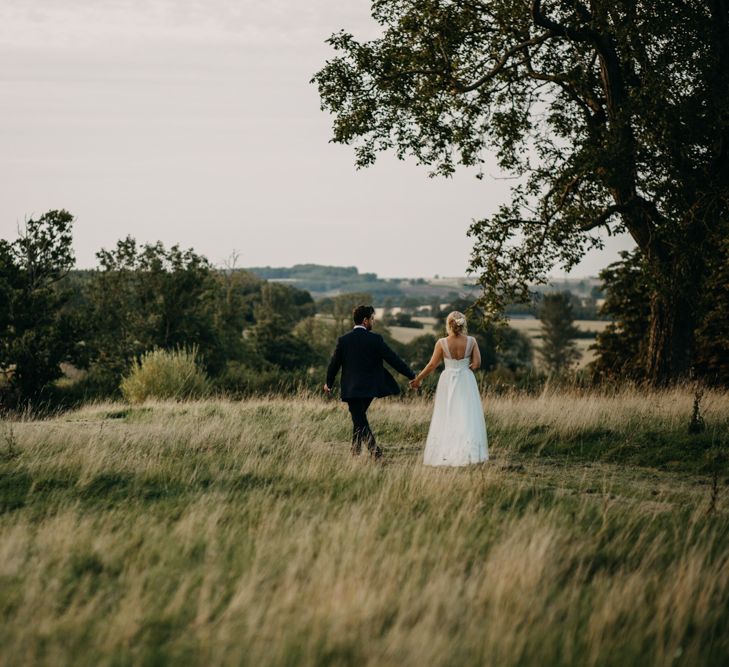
left=0, top=0, right=634, bottom=278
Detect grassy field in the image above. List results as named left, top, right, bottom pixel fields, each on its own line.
left=1, top=388, right=728, bottom=666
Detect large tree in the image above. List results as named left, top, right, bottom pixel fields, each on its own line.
left=0, top=210, right=77, bottom=407
left=313, top=0, right=729, bottom=383
left=83, top=237, right=223, bottom=377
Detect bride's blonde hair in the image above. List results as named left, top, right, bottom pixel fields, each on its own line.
left=446, top=311, right=467, bottom=336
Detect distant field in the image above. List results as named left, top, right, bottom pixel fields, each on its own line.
left=385, top=317, right=610, bottom=369
left=506, top=318, right=610, bottom=368
left=1, top=389, right=727, bottom=665
left=388, top=317, right=440, bottom=343
left=321, top=312, right=610, bottom=368
left=505, top=317, right=611, bottom=335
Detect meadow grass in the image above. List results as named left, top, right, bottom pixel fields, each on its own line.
left=1, top=387, right=728, bottom=666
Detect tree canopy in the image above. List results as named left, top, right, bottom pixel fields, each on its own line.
left=313, top=0, right=729, bottom=383
left=0, top=210, right=77, bottom=407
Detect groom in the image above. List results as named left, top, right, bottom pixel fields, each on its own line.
left=324, top=305, right=416, bottom=459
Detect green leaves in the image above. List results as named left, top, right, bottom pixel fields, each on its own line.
left=591, top=250, right=651, bottom=382
left=0, top=210, right=77, bottom=407
left=84, top=238, right=222, bottom=378
left=313, top=1, right=729, bottom=380
left=12, top=210, right=74, bottom=288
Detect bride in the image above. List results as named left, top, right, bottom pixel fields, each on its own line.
left=409, top=311, right=488, bottom=466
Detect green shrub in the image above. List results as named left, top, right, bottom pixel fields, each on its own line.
left=120, top=347, right=210, bottom=403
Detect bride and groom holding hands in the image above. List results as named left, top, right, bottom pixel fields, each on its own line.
left=323, top=305, right=488, bottom=466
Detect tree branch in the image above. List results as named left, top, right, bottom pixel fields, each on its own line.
left=452, top=32, right=553, bottom=92
left=556, top=174, right=584, bottom=210
left=579, top=203, right=629, bottom=232
left=571, top=0, right=593, bottom=24
left=531, top=0, right=595, bottom=42
left=505, top=218, right=549, bottom=226
left=521, top=48, right=605, bottom=125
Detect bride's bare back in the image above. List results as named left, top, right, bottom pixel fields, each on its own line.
left=444, top=333, right=469, bottom=360
left=411, top=333, right=481, bottom=388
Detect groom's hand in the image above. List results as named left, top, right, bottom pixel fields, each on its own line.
left=323, top=384, right=332, bottom=395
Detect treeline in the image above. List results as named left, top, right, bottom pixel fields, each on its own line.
left=1, top=211, right=336, bottom=408
left=0, top=211, right=544, bottom=409
left=2, top=210, right=726, bottom=410
left=247, top=263, right=607, bottom=320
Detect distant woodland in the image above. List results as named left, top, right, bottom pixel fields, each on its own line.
left=1, top=210, right=727, bottom=411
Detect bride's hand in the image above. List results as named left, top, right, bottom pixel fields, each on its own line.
left=409, top=379, right=421, bottom=390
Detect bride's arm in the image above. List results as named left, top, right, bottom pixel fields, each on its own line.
left=470, top=339, right=481, bottom=371
left=410, top=341, right=443, bottom=387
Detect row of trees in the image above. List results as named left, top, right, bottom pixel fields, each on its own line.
left=0, top=211, right=320, bottom=408
left=2, top=207, right=723, bottom=410
left=0, top=211, right=549, bottom=408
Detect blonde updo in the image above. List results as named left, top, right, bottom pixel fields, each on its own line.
left=446, top=311, right=468, bottom=336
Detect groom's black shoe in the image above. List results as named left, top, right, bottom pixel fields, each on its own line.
left=364, top=433, right=382, bottom=460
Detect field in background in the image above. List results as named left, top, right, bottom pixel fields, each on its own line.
left=1, top=388, right=727, bottom=666
left=387, top=316, right=441, bottom=344
left=385, top=316, right=610, bottom=368
left=507, top=318, right=611, bottom=368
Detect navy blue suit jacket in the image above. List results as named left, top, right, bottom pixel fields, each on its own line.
left=326, top=328, right=415, bottom=401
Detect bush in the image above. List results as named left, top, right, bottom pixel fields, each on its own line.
left=120, top=347, right=210, bottom=403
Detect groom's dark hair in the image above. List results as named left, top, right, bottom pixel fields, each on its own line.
left=352, top=305, right=375, bottom=325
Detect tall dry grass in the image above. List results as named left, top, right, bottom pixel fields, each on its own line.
left=0, top=388, right=727, bottom=665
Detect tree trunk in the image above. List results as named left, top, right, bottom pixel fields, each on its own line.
left=644, top=259, right=697, bottom=384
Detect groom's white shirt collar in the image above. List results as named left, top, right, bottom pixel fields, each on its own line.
left=353, top=325, right=367, bottom=330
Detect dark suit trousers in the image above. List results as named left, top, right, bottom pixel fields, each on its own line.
left=346, top=398, right=380, bottom=456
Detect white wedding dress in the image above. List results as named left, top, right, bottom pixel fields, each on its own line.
left=423, top=336, right=488, bottom=467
